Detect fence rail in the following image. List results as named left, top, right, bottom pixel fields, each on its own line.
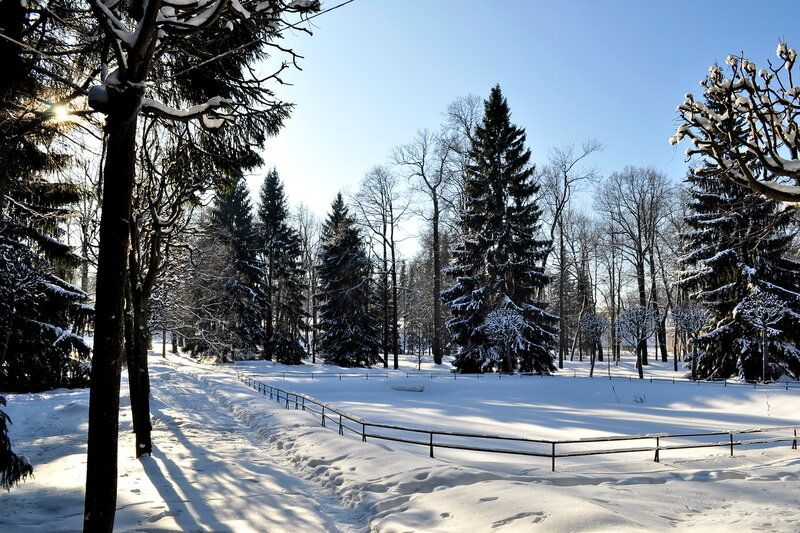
left=235, top=368, right=800, bottom=390
left=236, top=373, right=799, bottom=472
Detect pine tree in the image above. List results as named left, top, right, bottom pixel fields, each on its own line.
left=443, top=85, right=556, bottom=373
left=679, top=84, right=800, bottom=380
left=0, top=1, right=92, bottom=391
left=210, top=176, right=262, bottom=355
left=256, top=169, right=307, bottom=364
left=316, top=193, right=379, bottom=367
left=0, top=396, right=32, bottom=490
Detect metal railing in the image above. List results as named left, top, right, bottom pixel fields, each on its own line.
left=237, top=373, right=799, bottom=472
left=234, top=367, right=800, bottom=390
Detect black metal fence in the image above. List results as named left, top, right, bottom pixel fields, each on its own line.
left=237, top=373, right=799, bottom=472
left=233, top=367, right=800, bottom=390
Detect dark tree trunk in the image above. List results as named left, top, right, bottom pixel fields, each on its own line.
left=636, top=253, right=648, bottom=366
left=431, top=199, right=443, bottom=365
left=390, top=225, right=399, bottom=370
left=558, top=222, right=565, bottom=369
left=83, top=88, right=141, bottom=533
left=127, top=294, right=152, bottom=457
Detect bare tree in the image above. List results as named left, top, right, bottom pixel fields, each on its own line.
left=671, top=303, right=708, bottom=380
left=580, top=312, right=608, bottom=377
left=541, top=140, right=603, bottom=368
left=393, top=128, right=457, bottom=364
left=595, top=167, right=670, bottom=370
left=673, top=42, right=800, bottom=202
left=736, top=292, right=787, bottom=382
left=617, top=305, right=658, bottom=379
left=294, top=204, right=320, bottom=361
left=352, top=166, right=409, bottom=369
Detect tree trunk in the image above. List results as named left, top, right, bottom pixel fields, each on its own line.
left=589, top=340, right=596, bottom=378
left=762, top=324, right=768, bottom=383
left=431, top=200, right=443, bottom=365
left=691, top=333, right=698, bottom=380
left=171, top=333, right=177, bottom=354
left=636, top=253, right=648, bottom=366
left=83, top=88, right=141, bottom=533
left=381, top=222, right=389, bottom=368
left=558, top=222, right=565, bottom=369
left=127, top=293, right=153, bottom=457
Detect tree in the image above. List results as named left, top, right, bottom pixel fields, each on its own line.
left=352, top=166, right=408, bottom=369
left=316, top=193, right=379, bottom=367
left=295, top=204, right=320, bottom=360
left=443, top=85, right=556, bottom=373
left=211, top=176, right=262, bottom=354
left=257, top=169, right=307, bottom=364
left=736, top=292, right=788, bottom=382
left=541, top=140, right=602, bottom=368
left=617, top=305, right=657, bottom=379
left=595, top=167, right=671, bottom=369
left=580, top=312, right=608, bottom=377
left=670, top=303, right=708, bottom=380
left=0, top=0, right=92, bottom=393
left=0, top=396, right=32, bottom=490
left=673, top=42, right=800, bottom=202
left=393, top=128, right=458, bottom=365
left=65, top=2, right=321, bottom=529
left=678, top=85, right=800, bottom=381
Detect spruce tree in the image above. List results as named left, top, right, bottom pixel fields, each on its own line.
left=679, top=85, right=800, bottom=380
left=256, top=169, right=307, bottom=364
left=316, top=193, right=379, bottom=367
left=0, top=1, right=92, bottom=391
left=210, top=176, right=262, bottom=355
left=443, top=85, right=556, bottom=373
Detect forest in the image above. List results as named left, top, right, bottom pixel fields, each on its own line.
left=2, top=0, right=800, bottom=530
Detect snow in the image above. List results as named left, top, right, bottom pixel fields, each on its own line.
left=1, top=353, right=799, bottom=531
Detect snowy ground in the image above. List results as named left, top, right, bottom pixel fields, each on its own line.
left=1, top=354, right=799, bottom=531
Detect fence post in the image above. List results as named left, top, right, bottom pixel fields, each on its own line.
left=295, top=395, right=299, bottom=409
left=285, top=394, right=289, bottom=409
left=321, top=406, right=326, bottom=427
left=302, top=397, right=305, bottom=411
left=339, top=414, right=343, bottom=436
left=362, top=423, right=366, bottom=442
left=729, top=432, right=734, bottom=456
left=793, top=429, right=797, bottom=450
left=654, top=437, right=660, bottom=463
left=551, top=443, right=556, bottom=472
left=429, top=432, right=434, bottom=458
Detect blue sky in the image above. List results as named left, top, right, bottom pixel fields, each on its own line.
left=250, top=0, right=798, bottom=242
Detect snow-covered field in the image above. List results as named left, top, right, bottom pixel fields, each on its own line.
left=2, top=354, right=800, bottom=531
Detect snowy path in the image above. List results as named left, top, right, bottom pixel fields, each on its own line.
left=0, top=359, right=366, bottom=532
left=143, top=362, right=366, bottom=532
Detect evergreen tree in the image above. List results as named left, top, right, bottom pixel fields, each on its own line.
left=316, top=193, right=379, bottom=367
left=679, top=84, right=800, bottom=380
left=0, top=396, right=32, bottom=490
left=0, top=1, right=92, bottom=391
left=443, top=85, right=556, bottom=373
left=210, top=176, right=262, bottom=355
left=256, top=169, right=307, bottom=364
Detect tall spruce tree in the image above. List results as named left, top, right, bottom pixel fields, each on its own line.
left=679, top=85, right=800, bottom=380
left=443, top=85, right=556, bottom=373
left=256, top=169, right=307, bottom=364
left=316, top=193, right=379, bottom=367
left=210, top=176, right=262, bottom=356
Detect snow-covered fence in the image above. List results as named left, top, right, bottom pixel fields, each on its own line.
left=237, top=373, right=799, bottom=472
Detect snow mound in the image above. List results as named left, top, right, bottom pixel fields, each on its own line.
left=389, top=381, right=425, bottom=392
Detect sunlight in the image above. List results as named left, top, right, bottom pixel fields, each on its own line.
left=50, top=104, right=71, bottom=123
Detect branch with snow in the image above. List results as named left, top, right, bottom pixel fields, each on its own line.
left=672, top=41, right=800, bottom=202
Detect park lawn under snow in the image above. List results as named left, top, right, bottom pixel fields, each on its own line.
left=1, top=353, right=799, bottom=531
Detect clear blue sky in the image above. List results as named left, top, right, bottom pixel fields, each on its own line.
left=250, top=0, right=798, bottom=240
